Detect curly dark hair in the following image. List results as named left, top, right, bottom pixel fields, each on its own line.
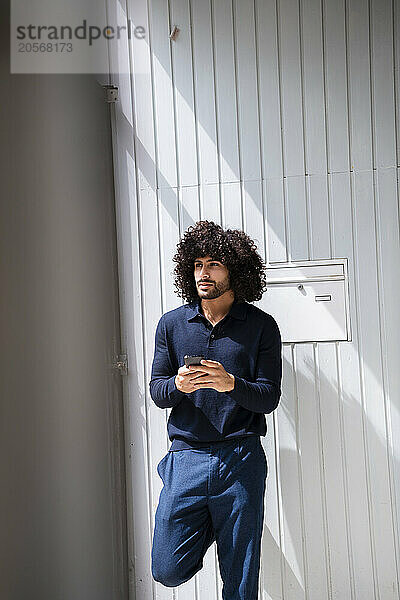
left=172, top=220, right=267, bottom=304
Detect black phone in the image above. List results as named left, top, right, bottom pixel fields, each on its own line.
left=184, top=355, right=205, bottom=367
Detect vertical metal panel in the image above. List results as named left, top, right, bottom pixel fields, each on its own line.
left=317, top=342, right=353, bottom=599
left=127, top=0, right=156, bottom=193
left=180, top=185, right=200, bottom=231
left=211, top=0, right=240, bottom=183
left=113, top=3, right=169, bottom=600
left=329, top=172, right=375, bottom=598
left=191, top=0, right=219, bottom=186
left=347, top=0, right=373, bottom=170
left=242, top=180, right=264, bottom=255
left=323, top=0, right=350, bottom=172
left=150, top=0, right=178, bottom=189
left=295, top=343, right=329, bottom=599
left=278, top=345, right=306, bottom=600
left=352, top=171, right=398, bottom=597
left=255, top=0, right=284, bottom=180
left=264, top=178, right=287, bottom=263
left=277, top=0, right=305, bottom=177
left=200, top=183, right=221, bottom=222
left=370, top=0, right=396, bottom=168
left=139, top=191, right=169, bottom=526
left=301, top=0, right=328, bottom=175
left=139, top=187, right=175, bottom=600
left=111, top=0, right=400, bottom=598
left=112, top=118, right=155, bottom=600
left=232, top=0, right=261, bottom=182
left=261, top=406, right=283, bottom=600
left=395, top=6, right=400, bottom=163
left=158, top=187, right=181, bottom=312
left=221, top=181, right=242, bottom=229
left=149, top=192, right=188, bottom=600
left=285, top=177, right=309, bottom=261
left=307, top=175, right=331, bottom=259
left=373, top=167, right=400, bottom=596
left=250, top=182, right=281, bottom=600
left=170, top=0, right=198, bottom=188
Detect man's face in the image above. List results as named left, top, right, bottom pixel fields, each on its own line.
left=194, top=255, right=231, bottom=299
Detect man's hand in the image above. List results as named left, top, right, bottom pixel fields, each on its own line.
left=175, top=365, right=206, bottom=394
left=188, top=359, right=235, bottom=393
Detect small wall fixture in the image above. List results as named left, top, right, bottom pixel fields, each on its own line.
left=169, top=26, right=180, bottom=41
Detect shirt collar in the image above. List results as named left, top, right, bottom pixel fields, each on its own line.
left=186, top=298, right=247, bottom=321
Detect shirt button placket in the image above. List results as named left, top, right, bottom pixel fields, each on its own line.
left=209, top=329, right=215, bottom=349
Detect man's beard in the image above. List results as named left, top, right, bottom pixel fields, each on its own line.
left=197, top=278, right=230, bottom=299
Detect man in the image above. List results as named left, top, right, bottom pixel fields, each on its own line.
left=149, top=220, right=282, bottom=600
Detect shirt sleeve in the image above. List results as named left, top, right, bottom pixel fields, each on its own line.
left=149, top=315, right=186, bottom=409
left=226, top=316, right=282, bottom=414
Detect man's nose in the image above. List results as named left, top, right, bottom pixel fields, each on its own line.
left=200, top=267, right=210, bottom=278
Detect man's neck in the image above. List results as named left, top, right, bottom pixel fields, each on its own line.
left=200, top=292, right=235, bottom=325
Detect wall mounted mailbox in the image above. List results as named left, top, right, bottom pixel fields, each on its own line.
left=264, top=259, right=351, bottom=344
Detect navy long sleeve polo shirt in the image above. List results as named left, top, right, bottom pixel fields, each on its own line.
left=149, top=298, right=282, bottom=451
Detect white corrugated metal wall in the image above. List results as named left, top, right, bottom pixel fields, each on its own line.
left=108, top=0, right=400, bottom=598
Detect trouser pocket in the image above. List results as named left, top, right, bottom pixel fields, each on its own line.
left=156, top=452, right=170, bottom=482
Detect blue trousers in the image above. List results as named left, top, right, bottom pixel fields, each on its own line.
left=151, top=435, right=267, bottom=600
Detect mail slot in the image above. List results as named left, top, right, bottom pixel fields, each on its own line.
left=263, top=259, right=351, bottom=343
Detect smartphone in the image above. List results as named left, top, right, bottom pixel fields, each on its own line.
left=184, top=355, right=205, bottom=367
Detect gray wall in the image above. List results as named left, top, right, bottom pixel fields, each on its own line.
left=0, top=5, right=128, bottom=600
